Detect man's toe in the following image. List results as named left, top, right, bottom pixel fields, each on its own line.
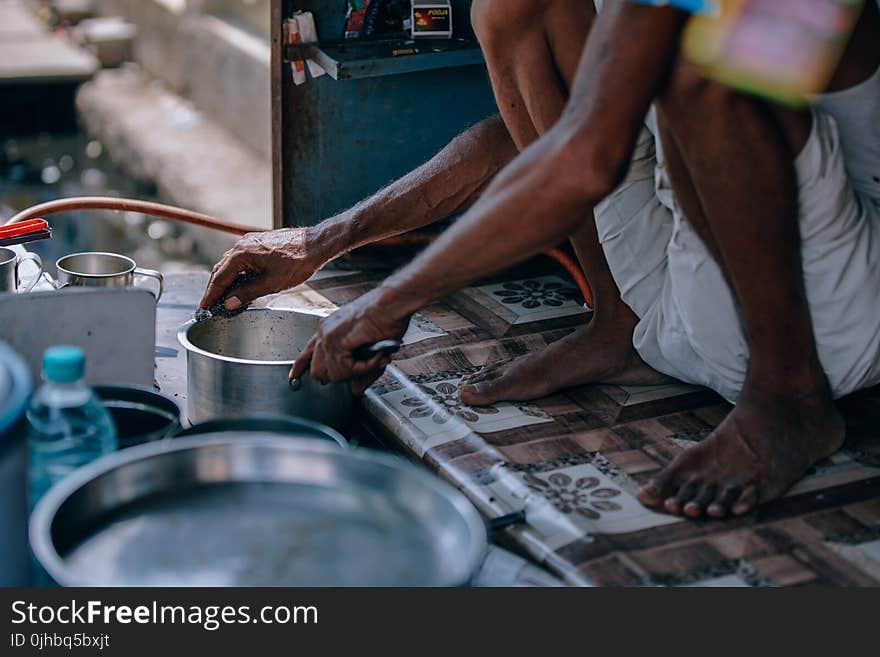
left=684, top=483, right=716, bottom=518
left=459, top=380, right=504, bottom=406
left=665, top=478, right=699, bottom=515
left=731, top=485, right=758, bottom=516
left=707, top=484, right=741, bottom=518
left=637, top=468, right=678, bottom=507
left=461, top=367, right=499, bottom=386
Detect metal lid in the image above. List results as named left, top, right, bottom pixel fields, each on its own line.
left=0, top=342, right=31, bottom=441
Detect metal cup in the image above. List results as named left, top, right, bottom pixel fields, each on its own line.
left=0, top=247, right=43, bottom=294
left=54, top=252, right=163, bottom=301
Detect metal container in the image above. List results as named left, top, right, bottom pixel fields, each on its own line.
left=54, top=252, right=163, bottom=300
left=0, top=342, right=32, bottom=585
left=94, top=385, right=181, bottom=449
left=175, top=414, right=347, bottom=448
left=30, top=434, right=487, bottom=587
left=178, top=309, right=354, bottom=430
left=0, top=247, right=42, bottom=294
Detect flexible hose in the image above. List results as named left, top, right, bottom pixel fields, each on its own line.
left=4, top=196, right=255, bottom=236
left=4, top=196, right=594, bottom=307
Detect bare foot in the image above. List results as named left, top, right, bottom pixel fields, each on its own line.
left=637, top=384, right=845, bottom=518
left=459, top=310, right=672, bottom=406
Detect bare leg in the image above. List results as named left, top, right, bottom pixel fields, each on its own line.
left=461, top=0, right=665, bottom=406
left=636, top=61, right=847, bottom=518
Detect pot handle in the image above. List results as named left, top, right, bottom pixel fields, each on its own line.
left=288, top=339, right=403, bottom=392
left=134, top=267, right=164, bottom=301
left=15, top=252, right=42, bottom=293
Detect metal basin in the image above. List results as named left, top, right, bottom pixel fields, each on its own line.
left=0, top=342, right=31, bottom=585
left=29, top=434, right=488, bottom=587
left=95, top=385, right=181, bottom=449
left=175, top=414, right=348, bottom=448
left=178, top=309, right=353, bottom=430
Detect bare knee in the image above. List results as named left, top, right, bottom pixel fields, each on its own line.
left=472, top=0, right=550, bottom=51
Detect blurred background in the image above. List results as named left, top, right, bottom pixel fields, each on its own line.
left=1, top=0, right=273, bottom=271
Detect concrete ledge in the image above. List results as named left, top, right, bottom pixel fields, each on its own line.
left=76, top=67, right=271, bottom=259
left=93, top=0, right=270, bottom=158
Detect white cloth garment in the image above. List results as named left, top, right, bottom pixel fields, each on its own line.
left=812, top=62, right=880, bottom=207
left=595, top=106, right=880, bottom=403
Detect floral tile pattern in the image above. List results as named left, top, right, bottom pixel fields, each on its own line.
left=299, top=264, right=880, bottom=586
left=401, top=382, right=500, bottom=424
left=487, top=462, right=680, bottom=548
left=653, top=560, right=772, bottom=587
left=492, top=279, right=580, bottom=309
left=474, top=275, right=588, bottom=325
left=523, top=463, right=680, bottom=535
left=524, top=472, right=624, bottom=521
left=379, top=377, right=552, bottom=456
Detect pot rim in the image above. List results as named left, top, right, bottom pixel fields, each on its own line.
left=0, top=343, right=31, bottom=442
left=56, top=252, right=137, bottom=279
left=177, top=309, right=309, bottom=366
left=0, top=247, right=17, bottom=266
left=29, top=434, right=488, bottom=587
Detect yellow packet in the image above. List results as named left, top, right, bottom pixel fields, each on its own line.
left=681, top=0, right=865, bottom=105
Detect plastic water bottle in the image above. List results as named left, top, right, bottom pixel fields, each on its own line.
left=27, top=346, right=117, bottom=510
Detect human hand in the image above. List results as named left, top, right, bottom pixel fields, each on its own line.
left=200, top=227, right=332, bottom=310
left=290, top=288, right=411, bottom=396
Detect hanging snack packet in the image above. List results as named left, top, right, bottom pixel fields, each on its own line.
left=631, top=0, right=866, bottom=106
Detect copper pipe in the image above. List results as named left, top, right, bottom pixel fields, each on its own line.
left=3, top=196, right=254, bottom=236
left=5, top=196, right=594, bottom=307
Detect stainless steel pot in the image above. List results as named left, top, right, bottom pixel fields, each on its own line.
left=0, top=247, right=42, bottom=294
left=178, top=309, right=354, bottom=429
left=30, top=434, right=488, bottom=586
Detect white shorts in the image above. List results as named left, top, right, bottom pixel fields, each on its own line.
left=594, top=110, right=880, bottom=403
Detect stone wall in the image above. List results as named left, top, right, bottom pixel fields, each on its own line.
left=93, top=0, right=271, bottom=158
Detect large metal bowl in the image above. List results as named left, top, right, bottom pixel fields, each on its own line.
left=178, top=309, right=354, bottom=429
left=30, top=434, right=487, bottom=587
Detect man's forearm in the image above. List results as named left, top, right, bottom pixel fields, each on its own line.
left=309, top=114, right=518, bottom=258
left=376, top=2, right=688, bottom=317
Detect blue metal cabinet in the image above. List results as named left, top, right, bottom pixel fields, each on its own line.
left=272, top=0, right=498, bottom=227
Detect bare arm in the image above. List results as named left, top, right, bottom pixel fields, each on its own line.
left=377, top=2, right=687, bottom=316
left=293, top=3, right=691, bottom=389
left=315, top=113, right=518, bottom=254
left=201, top=114, right=517, bottom=309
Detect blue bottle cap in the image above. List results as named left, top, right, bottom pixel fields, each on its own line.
left=42, top=346, right=86, bottom=384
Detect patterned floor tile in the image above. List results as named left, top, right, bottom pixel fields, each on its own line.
left=503, top=463, right=680, bottom=537
left=684, top=574, right=751, bottom=587
left=253, top=285, right=338, bottom=316
left=473, top=275, right=588, bottom=325
left=378, top=377, right=553, bottom=456
left=824, top=534, right=880, bottom=581
left=786, top=450, right=880, bottom=497
left=402, top=312, right=448, bottom=345
left=605, top=382, right=709, bottom=407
